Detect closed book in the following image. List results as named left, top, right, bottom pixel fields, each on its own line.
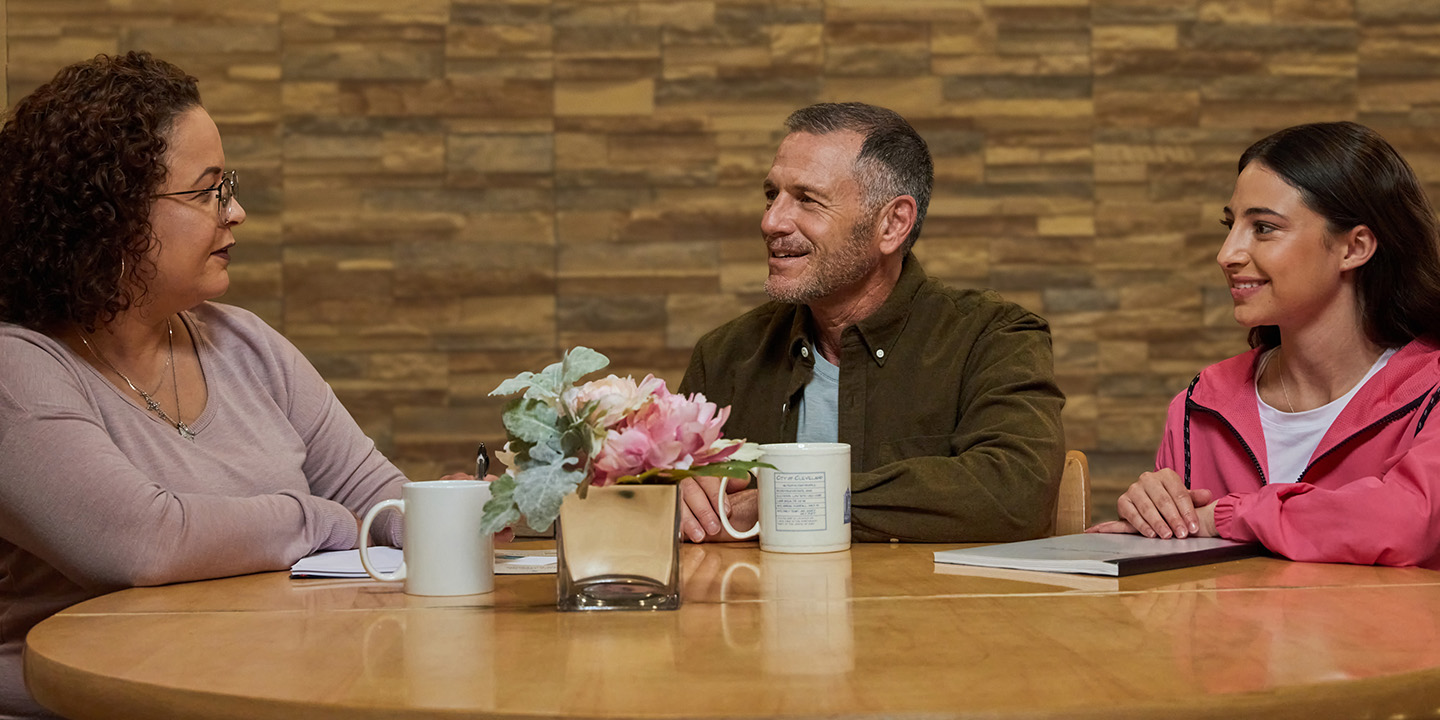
left=933, top=534, right=1261, bottom=577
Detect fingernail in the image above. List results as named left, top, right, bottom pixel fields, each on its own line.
left=1190, top=521, right=1199, bottom=533
left=705, top=520, right=720, bottom=534
left=1176, top=528, right=1188, bottom=539
left=687, top=527, right=704, bottom=542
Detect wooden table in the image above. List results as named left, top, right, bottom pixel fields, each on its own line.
left=24, top=542, right=1440, bottom=719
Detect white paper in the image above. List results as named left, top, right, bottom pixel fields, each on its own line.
left=291, top=547, right=556, bottom=578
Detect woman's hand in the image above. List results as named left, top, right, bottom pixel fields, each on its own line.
left=1088, top=469, right=1216, bottom=539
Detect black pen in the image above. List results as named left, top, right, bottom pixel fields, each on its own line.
left=476, top=442, right=489, bottom=480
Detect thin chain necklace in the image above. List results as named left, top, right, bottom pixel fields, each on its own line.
left=1258, top=347, right=1297, bottom=413
left=80, top=317, right=196, bottom=440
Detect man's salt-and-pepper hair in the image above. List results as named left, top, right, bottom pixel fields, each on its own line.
left=783, top=102, right=934, bottom=252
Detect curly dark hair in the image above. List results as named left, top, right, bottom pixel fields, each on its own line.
left=0, top=51, right=201, bottom=332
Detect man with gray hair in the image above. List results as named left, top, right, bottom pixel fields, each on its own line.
left=678, top=102, right=1065, bottom=543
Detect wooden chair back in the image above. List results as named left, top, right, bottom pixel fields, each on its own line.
left=1053, top=450, right=1091, bottom=536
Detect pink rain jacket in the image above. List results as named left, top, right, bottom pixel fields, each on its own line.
left=1156, top=338, right=1440, bottom=568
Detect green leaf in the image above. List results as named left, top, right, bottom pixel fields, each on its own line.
left=561, top=346, right=609, bottom=386
left=693, top=459, right=776, bottom=478
left=490, top=371, right=536, bottom=397
left=612, top=460, right=776, bottom=485
left=512, top=450, right=586, bottom=531
left=503, top=398, right=560, bottom=445
left=479, top=474, right=522, bottom=534
left=523, top=357, right=566, bottom=402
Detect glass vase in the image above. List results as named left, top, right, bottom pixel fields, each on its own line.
left=555, top=483, right=682, bottom=611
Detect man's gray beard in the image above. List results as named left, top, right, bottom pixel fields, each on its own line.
left=764, top=216, right=878, bottom=304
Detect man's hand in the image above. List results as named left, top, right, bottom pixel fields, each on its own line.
left=679, top=475, right=757, bottom=542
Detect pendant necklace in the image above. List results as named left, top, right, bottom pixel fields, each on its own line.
left=80, top=317, right=197, bottom=440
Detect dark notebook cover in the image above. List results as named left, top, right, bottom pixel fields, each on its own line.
left=933, top=534, right=1263, bottom=577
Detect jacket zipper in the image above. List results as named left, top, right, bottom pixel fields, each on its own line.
left=1187, top=400, right=1266, bottom=484
left=1191, top=390, right=1430, bottom=486
left=1293, top=391, right=1428, bottom=484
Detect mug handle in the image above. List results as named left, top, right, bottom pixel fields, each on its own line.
left=715, top=475, right=760, bottom=539
left=359, top=499, right=406, bottom=582
left=719, top=560, right=762, bottom=651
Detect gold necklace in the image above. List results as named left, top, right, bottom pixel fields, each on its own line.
left=80, top=317, right=196, bottom=440
left=1265, top=348, right=1296, bottom=413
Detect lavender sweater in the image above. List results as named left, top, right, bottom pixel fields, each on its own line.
left=0, top=303, right=407, bottom=719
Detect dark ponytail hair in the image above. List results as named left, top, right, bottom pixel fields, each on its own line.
left=1238, top=121, right=1440, bottom=349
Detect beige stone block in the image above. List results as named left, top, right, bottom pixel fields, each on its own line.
left=942, top=98, right=1094, bottom=119
left=985, top=146, right=1093, bottom=165
left=285, top=43, right=444, bottom=81
left=1198, top=101, right=1356, bottom=129
left=636, top=2, right=716, bottom=30
left=1098, top=341, right=1148, bottom=374
left=1094, top=143, right=1197, bottom=164
left=447, top=24, right=553, bottom=59
left=1267, top=53, right=1356, bottom=77
left=6, top=37, right=118, bottom=83
left=666, top=293, right=761, bottom=348
left=1197, top=0, right=1272, bottom=24
left=283, top=132, right=445, bottom=175
left=555, top=79, right=655, bottom=116
left=1361, top=80, right=1440, bottom=109
left=819, top=77, right=944, bottom=116
left=1095, top=90, right=1199, bottom=128
left=1038, top=216, right=1096, bottom=236
left=931, top=20, right=997, bottom=55
left=554, top=132, right=610, bottom=169
left=768, top=24, right=824, bottom=65
left=909, top=242, right=990, bottom=282
left=608, top=133, right=716, bottom=166
left=128, top=25, right=279, bottom=53
left=1092, top=25, right=1178, bottom=51
left=1095, top=163, right=1147, bottom=182
left=827, top=0, right=983, bottom=22
left=449, top=133, right=554, bottom=174
left=665, top=44, right=771, bottom=70
left=280, top=0, right=448, bottom=15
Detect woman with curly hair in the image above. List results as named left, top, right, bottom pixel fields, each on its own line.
left=0, top=53, right=413, bottom=718
left=1089, top=122, right=1440, bottom=570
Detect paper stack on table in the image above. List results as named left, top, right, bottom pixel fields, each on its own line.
left=291, top=547, right=556, bottom=578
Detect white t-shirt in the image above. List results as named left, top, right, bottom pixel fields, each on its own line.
left=1258, top=348, right=1396, bottom=484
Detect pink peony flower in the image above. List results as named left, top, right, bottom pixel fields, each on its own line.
left=565, top=374, right=666, bottom=429
left=589, top=388, right=743, bottom=486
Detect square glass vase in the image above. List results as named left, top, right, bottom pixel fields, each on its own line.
left=555, top=483, right=682, bottom=611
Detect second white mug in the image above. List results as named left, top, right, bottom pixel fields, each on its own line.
left=359, top=480, right=495, bottom=596
left=716, top=442, right=851, bottom=553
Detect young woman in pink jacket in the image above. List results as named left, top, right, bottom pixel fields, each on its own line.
left=1089, top=122, right=1440, bottom=569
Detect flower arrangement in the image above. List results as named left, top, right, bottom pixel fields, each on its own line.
left=478, top=347, right=769, bottom=534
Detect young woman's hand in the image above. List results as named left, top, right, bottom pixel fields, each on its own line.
left=1086, top=469, right=1216, bottom=539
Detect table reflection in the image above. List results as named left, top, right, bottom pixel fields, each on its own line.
left=1123, top=560, right=1440, bottom=695
left=716, top=549, right=855, bottom=675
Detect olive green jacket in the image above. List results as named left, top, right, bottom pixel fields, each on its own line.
left=679, top=256, right=1065, bottom=542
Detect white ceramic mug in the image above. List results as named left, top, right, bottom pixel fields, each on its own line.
left=359, top=480, right=495, bottom=596
left=716, top=442, right=851, bottom=553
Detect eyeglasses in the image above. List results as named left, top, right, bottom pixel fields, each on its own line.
left=153, top=170, right=238, bottom=225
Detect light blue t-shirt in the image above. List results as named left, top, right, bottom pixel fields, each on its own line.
left=797, top=346, right=839, bottom=443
